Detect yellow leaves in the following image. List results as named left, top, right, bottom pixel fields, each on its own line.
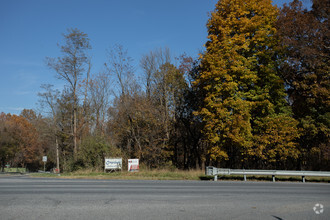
left=194, top=0, right=298, bottom=167
left=209, top=146, right=229, bottom=161
left=253, top=115, right=300, bottom=162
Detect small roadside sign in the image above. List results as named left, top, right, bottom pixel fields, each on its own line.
left=42, top=156, right=47, bottom=162
left=104, top=158, right=122, bottom=172
left=128, top=159, right=139, bottom=172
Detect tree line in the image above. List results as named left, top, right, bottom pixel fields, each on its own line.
left=0, top=0, right=328, bottom=172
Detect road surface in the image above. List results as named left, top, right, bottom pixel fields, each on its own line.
left=0, top=175, right=329, bottom=219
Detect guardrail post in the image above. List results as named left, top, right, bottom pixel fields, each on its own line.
left=272, top=175, right=275, bottom=182
left=206, top=166, right=214, bottom=176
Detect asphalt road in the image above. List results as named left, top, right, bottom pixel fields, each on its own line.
left=0, top=176, right=329, bottom=220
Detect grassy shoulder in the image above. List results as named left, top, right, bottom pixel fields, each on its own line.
left=29, top=169, right=204, bottom=181
left=28, top=169, right=330, bottom=183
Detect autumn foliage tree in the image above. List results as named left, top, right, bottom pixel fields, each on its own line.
left=195, top=0, right=300, bottom=169
left=108, top=94, right=172, bottom=168
left=107, top=48, right=187, bottom=168
left=3, top=0, right=328, bottom=172
left=0, top=113, right=42, bottom=170
left=0, top=113, right=18, bottom=171
left=277, top=0, right=330, bottom=170
left=171, top=55, right=208, bottom=170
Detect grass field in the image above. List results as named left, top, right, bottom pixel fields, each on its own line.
left=28, top=169, right=330, bottom=183
left=3, top=168, right=27, bottom=173
left=30, top=169, right=204, bottom=180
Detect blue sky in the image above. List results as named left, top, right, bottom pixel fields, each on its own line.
left=0, top=0, right=307, bottom=115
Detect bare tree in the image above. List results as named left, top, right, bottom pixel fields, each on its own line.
left=46, top=28, right=91, bottom=159
left=140, top=47, right=171, bottom=98
left=88, top=72, right=113, bottom=134
left=38, top=84, right=61, bottom=172
left=140, top=50, right=156, bottom=98
left=105, top=44, right=136, bottom=97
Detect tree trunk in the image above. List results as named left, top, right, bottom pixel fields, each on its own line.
left=56, top=137, right=60, bottom=172
left=73, top=107, right=77, bottom=159
left=1, top=158, right=5, bottom=172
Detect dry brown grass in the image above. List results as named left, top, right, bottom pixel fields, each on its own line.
left=30, top=168, right=205, bottom=181
left=29, top=169, right=330, bottom=182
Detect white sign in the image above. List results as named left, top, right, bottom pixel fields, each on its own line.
left=105, top=158, right=122, bottom=170
left=42, top=156, right=47, bottom=162
left=128, top=159, right=139, bottom=172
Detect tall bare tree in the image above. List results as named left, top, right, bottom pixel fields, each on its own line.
left=105, top=44, right=136, bottom=97
left=88, top=72, right=113, bottom=134
left=46, top=28, right=91, bottom=159
left=140, top=47, right=171, bottom=98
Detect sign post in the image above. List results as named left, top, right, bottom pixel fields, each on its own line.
left=42, top=156, right=47, bottom=172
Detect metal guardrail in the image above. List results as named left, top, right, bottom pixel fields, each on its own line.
left=205, top=167, right=330, bottom=182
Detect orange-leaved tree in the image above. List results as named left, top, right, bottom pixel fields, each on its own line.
left=0, top=113, right=41, bottom=170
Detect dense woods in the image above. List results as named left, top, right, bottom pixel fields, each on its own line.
left=1, top=0, right=328, bottom=172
